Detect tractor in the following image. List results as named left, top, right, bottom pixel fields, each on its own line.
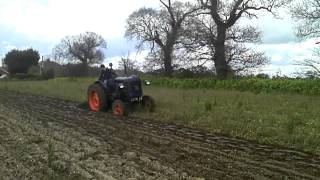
left=87, top=64, right=155, bottom=116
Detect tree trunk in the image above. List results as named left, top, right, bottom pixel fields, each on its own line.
left=214, top=25, right=230, bottom=79
left=82, top=59, right=89, bottom=77
left=124, top=64, right=128, bottom=75
left=163, top=46, right=173, bottom=77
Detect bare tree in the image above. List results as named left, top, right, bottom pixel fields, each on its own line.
left=179, top=13, right=268, bottom=75
left=298, top=59, right=320, bottom=75
left=118, top=53, right=139, bottom=75
left=294, top=48, right=320, bottom=77
left=142, top=50, right=164, bottom=72
left=198, top=0, right=289, bottom=79
left=291, top=0, right=320, bottom=38
left=176, top=14, right=214, bottom=67
left=125, top=0, right=199, bottom=76
left=291, top=0, right=320, bottom=77
left=52, top=32, right=107, bottom=76
left=226, top=44, right=268, bottom=75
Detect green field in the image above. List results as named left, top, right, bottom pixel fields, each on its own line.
left=147, top=76, right=320, bottom=96
left=1, top=77, right=320, bottom=154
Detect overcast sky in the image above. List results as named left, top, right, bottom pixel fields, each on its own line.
left=0, top=0, right=318, bottom=76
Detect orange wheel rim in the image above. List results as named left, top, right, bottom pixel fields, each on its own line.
left=113, top=104, right=123, bottom=116
left=89, top=91, right=100, bottom=111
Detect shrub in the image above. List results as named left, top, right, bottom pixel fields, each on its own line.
left=27, top=65, right=40, bottom=76
left=4, top=48, right=40, bottom=74
left=42, top=68, right=55, bottom=79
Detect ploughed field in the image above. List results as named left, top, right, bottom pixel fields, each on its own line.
left=0, top=90, right=320, bottom=179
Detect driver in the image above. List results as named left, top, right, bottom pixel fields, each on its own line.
left=98, top=64, right=106, bottom=81
left=99, top=64, right=116, bottom=80
left=99, top=63, right=117, bottom=87
left=108, top=63, right=117, bottom=78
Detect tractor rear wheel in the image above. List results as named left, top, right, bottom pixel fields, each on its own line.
left=141, top=95, right=155, bottom=112
left=112, top=100, right=128, bottom=116
left=87, top=84, right=107, bottom=112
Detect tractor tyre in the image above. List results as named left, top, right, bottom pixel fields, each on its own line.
left=141, top=95, right=155, bottom=112
left=112, top=100, right=128, bottom=116
left=87, top=83, right=107, bottom=112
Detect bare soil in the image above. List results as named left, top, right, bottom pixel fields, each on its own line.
left=0, top=90, right=319, bottom=180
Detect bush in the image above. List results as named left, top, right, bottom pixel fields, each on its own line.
left=256, top=73, right=270, bottom=79
left=9, top=67, right=55, bottom=80
left=27, top=65, right=40, bottom=76
left=9, top=74, right=42, bottom=80
left=55, top=64, right=100, bottom=77
left=4, top=48, right=40, bottom=74
left=42, top=68, right=55, bottom=79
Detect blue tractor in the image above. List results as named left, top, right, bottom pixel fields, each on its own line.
left=87, top=64, right=155, bottom=116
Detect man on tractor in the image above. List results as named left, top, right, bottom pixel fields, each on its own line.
left=99, top=64, right=114, bottom=80
left=99, top=64, right=106, bottom=80
left=99, top=63, right=117, bottom=88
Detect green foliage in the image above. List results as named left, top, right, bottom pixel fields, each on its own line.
left=145, top=77, right=320, bottom=96
left=4, top=48, right=40, bottom=74
left=42, top=69, right=55, bottom=79
left=10, top=74, right=40, bottom=80
left=27, top=65, right=40, bottom=76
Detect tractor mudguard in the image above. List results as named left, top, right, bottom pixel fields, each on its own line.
left=95, top=80, right=115, bottom=96
left=95, top=80, right=107, bottom=89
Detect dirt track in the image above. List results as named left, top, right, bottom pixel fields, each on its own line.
left=0, top=90, right=320, bottom=179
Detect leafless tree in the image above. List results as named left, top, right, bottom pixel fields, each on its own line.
left=291, top=0, right=320, bottom=77
left=179, top=12, right=269, bottom=75
left=291, top=0, right=320, bottom=38
left=298, top=59, right=320, bottom=75
left=141, top=50, right=165, bottom=72
left=294, top=48, right=320, bottom=77
left=198, top=0, right=290, bottom=79
left=125, top=0, right=200, bottom=76
left=118, top=52, right=139, bottom=75
left=227, top=45, right=268, bottom=75
left=52, top=32, right=107, bottom=75
left=176, top=14, right=214, bottom=67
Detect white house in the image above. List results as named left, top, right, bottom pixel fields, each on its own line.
left=0, top=67, right=9, bottom=79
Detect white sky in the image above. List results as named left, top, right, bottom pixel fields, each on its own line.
left=0, top=0, right=161, bottom=40
left=0, top=0, right=318, bottom=76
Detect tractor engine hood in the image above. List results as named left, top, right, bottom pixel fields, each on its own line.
left=114, top=75, right=141, bottom=83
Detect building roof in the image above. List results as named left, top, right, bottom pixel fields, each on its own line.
left=0, top=67, right=9, bottom=75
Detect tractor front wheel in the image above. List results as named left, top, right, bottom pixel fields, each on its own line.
left=87, top=84, right=107, bottom=112
left=112, top=100, right=128, bottom=116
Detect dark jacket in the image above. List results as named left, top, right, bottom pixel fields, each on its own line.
left=99, top=68, right=116, bottom=81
